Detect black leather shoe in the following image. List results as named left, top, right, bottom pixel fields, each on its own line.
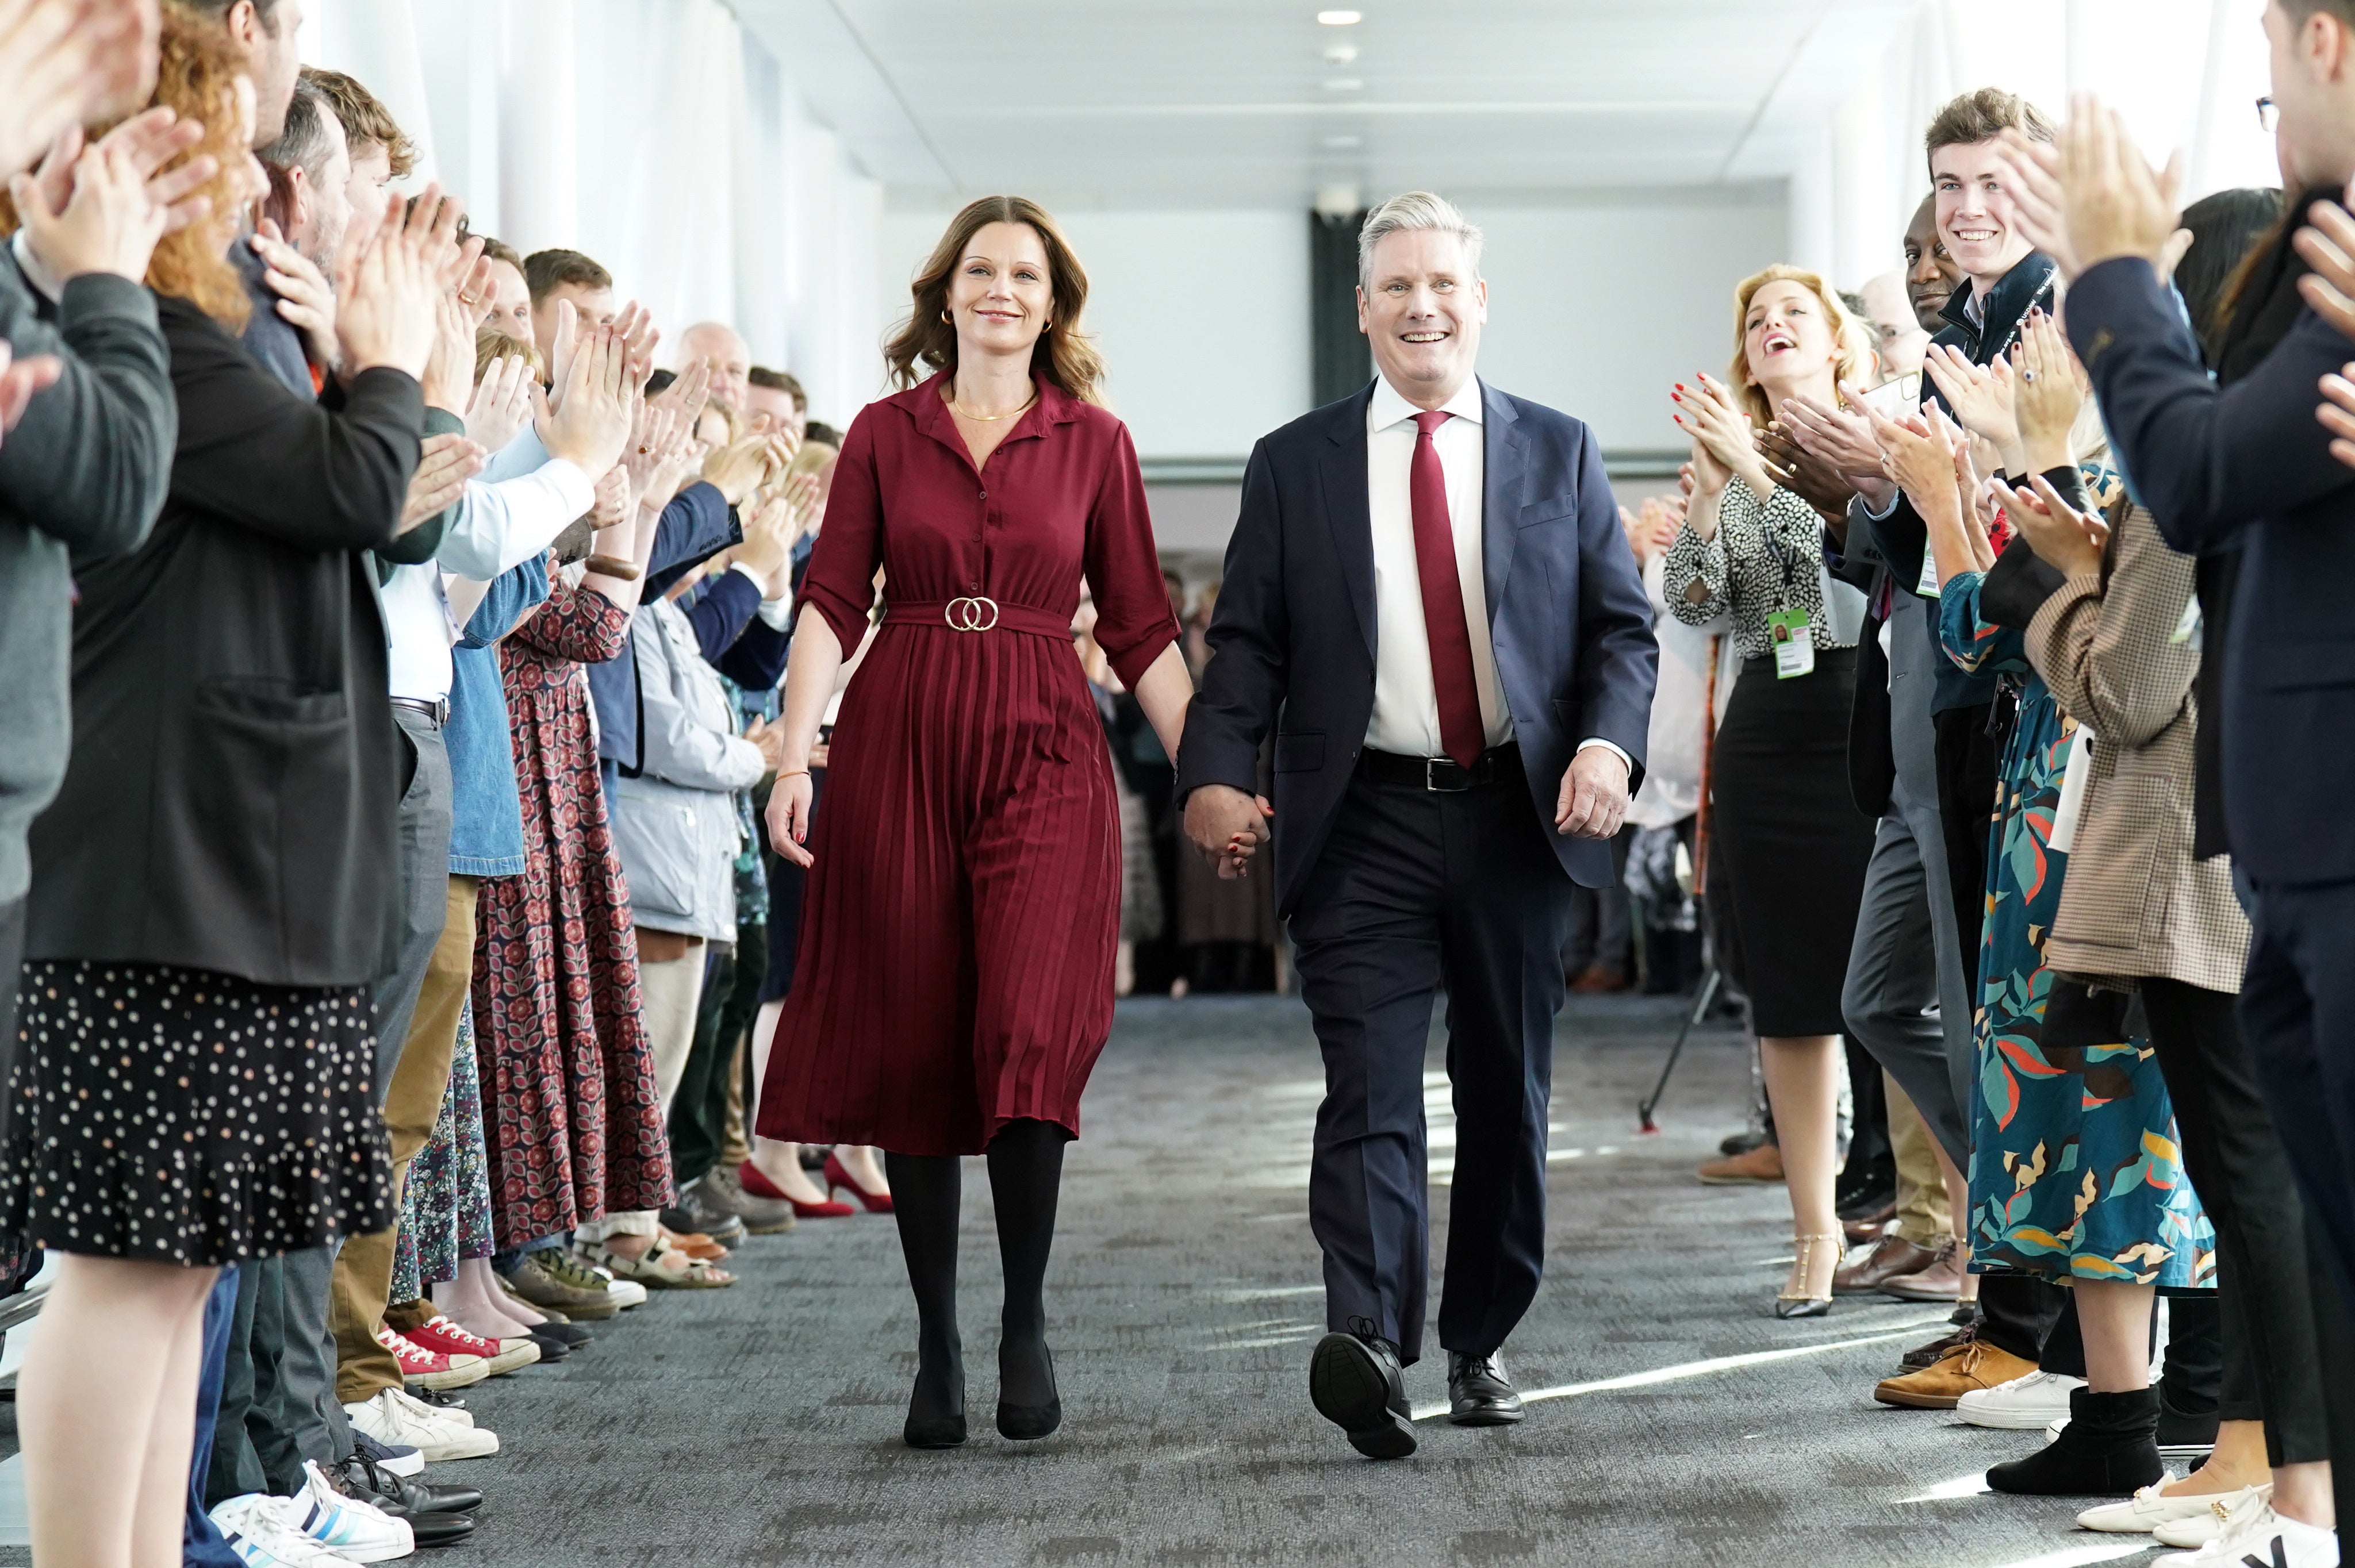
left=1308, top=1331, right=1417, bottom=1459
left=996, top=1340, right=1061, bottom=1441
left=1445, top=1350, right=1524, bottom=1426
left=335, top=1452, right=484, bottom=1516
left=526, top=1329, right=572, bottom=1362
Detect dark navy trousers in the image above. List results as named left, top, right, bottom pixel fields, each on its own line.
left=1289, top=754, right=1575, bottom=1367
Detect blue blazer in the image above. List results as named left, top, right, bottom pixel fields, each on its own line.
left=1176, top=379, right=1658, bottom=917
left=2068, top=255, right=2355, bottom=887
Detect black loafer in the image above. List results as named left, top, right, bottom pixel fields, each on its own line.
left=1446, top=1350, right=1524, bottom=1426
left=1308, top=1332, right=1417, bottom=1460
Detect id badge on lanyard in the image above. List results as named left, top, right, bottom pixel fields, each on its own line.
left=1763, top=530, right=1815, bottom=679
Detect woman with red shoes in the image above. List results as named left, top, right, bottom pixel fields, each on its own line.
left=757, top=194, right=1190, bottom=1450
left=737, top=1144, right=891, bottom=1219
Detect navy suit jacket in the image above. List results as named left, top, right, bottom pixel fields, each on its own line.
left=1176, top=379, right=1658, bottom=917
left=2068, top=255, right=2355, bottom=887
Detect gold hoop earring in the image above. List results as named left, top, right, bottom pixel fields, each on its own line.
left=1042, top=321, right=1052, bottom=332
left=940, top=309, right=952, bottom=325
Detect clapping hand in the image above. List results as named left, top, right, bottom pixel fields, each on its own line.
left=2311, top=362, right=2355, bottom=471
left=0, top=0, right=103, bottom=180
left=2294, top=181, right=2355, bottom=344
left=0, top=339, right=62, bottom=442
left=250, top=219, right=339, bottom=370
left=703, top=432, right=779, bottom=506
left=1671, top=372, right=1773, bottom=500
left=2011, top=308, right=2090, bottom=473
left=1995, top=99, right=2181, bottom=284
left=1760, top=420, right=1858, bottom=522
left=1923, top=344, right=2022, bottom=474
left=536, top=326, right=635, bottom=481
left=1991, top=472, right=2108, bottom=579
left=1869, top=398, right=1963, bottom=517
left=336, top=189, right=447, bottom=379
left=467, top=353, right=535, bottom=454
left=398, top=432, right=486, bottom=533
left=735, top=485, right=797, bottom=591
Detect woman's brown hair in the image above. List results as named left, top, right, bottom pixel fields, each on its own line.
left=126, top=16, right=255, bottom=328
left=883, top=195, right=1106, bottom=403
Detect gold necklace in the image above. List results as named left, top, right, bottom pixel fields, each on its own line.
left=946, top=385, right=1037, bottom=424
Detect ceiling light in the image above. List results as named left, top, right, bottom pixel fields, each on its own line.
left=1323, top=134, right=1362, bottom=149
left=1324, top=43, right=1358, bottom=64
left=1324, top=77, right=1363, bottom=91
left=1317, top=9, right=1363, bottom=24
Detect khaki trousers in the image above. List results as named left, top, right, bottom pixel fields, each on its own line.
left=332, top=877, right=480, bottom=1404
left=1886, top=1071, right=1953, bottom=1247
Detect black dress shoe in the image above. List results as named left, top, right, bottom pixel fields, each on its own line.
left=1308, top=1332, right=1417, bottom=1460
left=1445, top=1350, right=1524, bottom=1426
left=335, top=1452, right=484, bottom=1516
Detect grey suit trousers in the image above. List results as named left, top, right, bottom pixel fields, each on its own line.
left=1840, top=591, right=1976, bottom=1169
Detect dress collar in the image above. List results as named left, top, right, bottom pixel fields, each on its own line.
left=1368, top=373, right=1485, bottom=434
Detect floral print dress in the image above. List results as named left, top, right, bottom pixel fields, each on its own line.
left=1937, top=560, right=2212, bottom=1288
left=471, top=567, right=674, bottom=1248
left=391, top=999, right=495, bottom=1300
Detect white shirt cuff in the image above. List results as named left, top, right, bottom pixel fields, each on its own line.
left=756, top=595, right=794, bottom=630
left=1576, top=737, right=1632, bottom=772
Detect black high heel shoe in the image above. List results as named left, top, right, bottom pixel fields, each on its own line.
left=903, top=1344, right=968, bottom=1448
left=996, top=1340, right=1061, bottom=1440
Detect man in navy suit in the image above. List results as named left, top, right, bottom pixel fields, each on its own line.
left=1177, top=192, right=1658, bottom=1459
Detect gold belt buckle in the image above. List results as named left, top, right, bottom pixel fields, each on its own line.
left=946, top=595, right=1000, bottom=632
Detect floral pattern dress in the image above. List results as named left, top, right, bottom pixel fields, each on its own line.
left=391, top=999, right=496, bottom=1301
left=471, top=566, right=673, bottom=1247
left=1938, top=554, right=2212, bottom=1289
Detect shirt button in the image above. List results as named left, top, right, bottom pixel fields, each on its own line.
left=978, top=489, right=988, bottom=501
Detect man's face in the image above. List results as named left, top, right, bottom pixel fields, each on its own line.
left=1932, top=137, right=2035, bottom=287
left=1355, top=227, right=1486, bottom=407
left=682, top=324, right=752, bottom=413
left=291, top=110, right=351, bottom=269
left=485, top=260, right=532, bottom=342
left=2266, top=0, right=2355, bottom=190
left=532, top=283, right=617, bottom=361
left=742, top=383, right=799, bottom=438
left=340, top=141, right=392, bottom=268
left=234, top=0, right=305, bottom=148
left=1903, top=198, right=1961, bottom=332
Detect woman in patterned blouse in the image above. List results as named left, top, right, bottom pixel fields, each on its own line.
left=1662, top=267, right=1880, bottom=1317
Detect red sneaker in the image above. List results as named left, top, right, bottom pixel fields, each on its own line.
left=402, top=1314, right=541, bottom=1377
left=375, top=1325, right=489, bottom=1392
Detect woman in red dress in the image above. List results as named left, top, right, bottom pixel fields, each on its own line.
left=758, top=197, right=1194, bottom=1448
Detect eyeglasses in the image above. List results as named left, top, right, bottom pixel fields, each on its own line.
left=2258, top=95, right=2280, bottom=133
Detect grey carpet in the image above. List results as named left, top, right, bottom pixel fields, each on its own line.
left=6, top=993, right=2157, bottom=1565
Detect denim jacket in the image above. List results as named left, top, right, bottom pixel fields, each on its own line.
left=447, top=555, right=552, bottom=877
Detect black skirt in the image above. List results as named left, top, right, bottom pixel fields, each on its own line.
left=1709, top=650, right=1878, bottom=1036
left=1, top=960, right=394, bottom=1266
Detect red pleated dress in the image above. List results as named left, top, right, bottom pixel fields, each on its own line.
left=754, top=372, right=1179, bottom=1156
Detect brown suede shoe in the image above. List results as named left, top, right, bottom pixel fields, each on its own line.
left=1834, top=1233, right=1936, bottom=1296
left=1874, top=1342, right=2038, bottom=1409
left=1697, top=1140, right=1783, bottom=1185
left=1881, top=1238, right=1966, bottom=1301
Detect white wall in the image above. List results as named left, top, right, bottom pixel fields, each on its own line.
left=880, top=196, right=1781, bottom=462
left=877, top=208, right=1312, bottom=458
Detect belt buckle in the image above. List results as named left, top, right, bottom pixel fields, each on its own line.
left=1424, top=756, right=1471, bottom=793
left=946, top=595, right=1000, bottom=632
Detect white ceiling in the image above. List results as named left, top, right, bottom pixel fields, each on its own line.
left=730, top=0, right=1917, bottom=210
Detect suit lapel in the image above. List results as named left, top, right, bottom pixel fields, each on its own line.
left=1318, top=386, right=1378, bottom=663
left=1480, top=380, right=1525, bottom=624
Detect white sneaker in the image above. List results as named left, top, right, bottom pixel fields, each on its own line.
left=275, top=1462, right=414, bottom=1562
left=388, top=1384, right=474, bottom=1430
left=208, top=1494, right=363, bottom=1567
left=2153, top=1486, right=2279, bottom=1549
left=2155, top=1497, right=2338, bottom=1567
left=342, top=1388, right=499, bottom=1462
left=2080, top=1481, right=2246, bottom=1534
left=1956, top=1369, right=2085, bottom=1429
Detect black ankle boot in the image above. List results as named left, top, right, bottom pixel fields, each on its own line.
left=1985, top=1386, right=2164, bottom=1496
left=904, top=1336, right=968, bottom=1449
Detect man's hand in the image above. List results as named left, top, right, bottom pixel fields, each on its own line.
left=10, top=138, right=172, bottom=283
left=2294, top=183, right=2355, bottom=342
left=539, top=328, right=634, bottom=481
left=466, top=352, right=535, bottom=454
left=735, top=486, right=795, bottom=587
left=1761, top=422, right=1857, bottom=523
left=1555, top=745, right=1629, bottom=840
left=398, top=432, right=485, bottom=533
left=2057, top=99, right=2183, bottom=278
left=0, top=0, right=100, bottom=182
left=0, top=339, right=62, bottom=440
left=703, top=433, right=778, bottom=507
left=2312, top=362, right=2355, bottom=471
left=419, top=290, right=479, bottom=414
left=337, top=198, right=442, bottom=379
left=1183, top=783, right=1274, bottom=880
left=251, top=222, right=339, bottom=371
left=1992, top=472, right=2107, bottom=579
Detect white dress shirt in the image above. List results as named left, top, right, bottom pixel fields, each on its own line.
left=1364, top=375, right=1510, bottom=757
left=1362, top=375, right=1627, bottom=773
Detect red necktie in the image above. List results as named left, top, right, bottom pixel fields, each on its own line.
left=1409, top=409, right=1485, bottom=769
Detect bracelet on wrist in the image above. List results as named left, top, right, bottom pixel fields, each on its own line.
left=585, top=555, right=641, bottom=580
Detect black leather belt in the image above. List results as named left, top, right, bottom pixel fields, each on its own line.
left=1360, top=744, right=1518, bottom=793
left=391, top=697, right=449, bottom=727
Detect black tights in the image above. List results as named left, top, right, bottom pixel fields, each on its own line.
left=885, top=1119, right=1070, bottom=1420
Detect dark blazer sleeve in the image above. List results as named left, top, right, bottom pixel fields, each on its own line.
left=163, top=303, right=423, bottom=551
left=1563, top=428, right=1657, bottom=781
left=2069, top=256, right=2355, bottom=553
left=643, top=481, right=740, bottom=597
left=1175, top=437, right=1289, bottom=802
left=377, top=404, right=463, bottom=568
left=0, top=270, right=175, bottom=563
left=685, top=567, right=761, bottom=662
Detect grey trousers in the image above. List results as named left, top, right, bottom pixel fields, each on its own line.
left=206, top=1245, right=340, bottom=1499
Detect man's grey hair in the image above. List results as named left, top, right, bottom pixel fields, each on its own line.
left=1357, top=191, right=1484, bottom=288
left=259, top=80, right=337, bottom=182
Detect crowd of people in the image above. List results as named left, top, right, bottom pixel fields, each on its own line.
left=9, top=0, right=2355, bottom=1564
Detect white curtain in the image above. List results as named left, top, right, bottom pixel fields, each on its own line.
left=295, top=0, right=887, bottom=425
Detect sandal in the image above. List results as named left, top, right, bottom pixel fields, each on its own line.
left=658, top=1225, right=730, bottom=1263
left=586, top=1238, right=735, bottom=1290
left=1776, top=1232, right=1840, bottom=1319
